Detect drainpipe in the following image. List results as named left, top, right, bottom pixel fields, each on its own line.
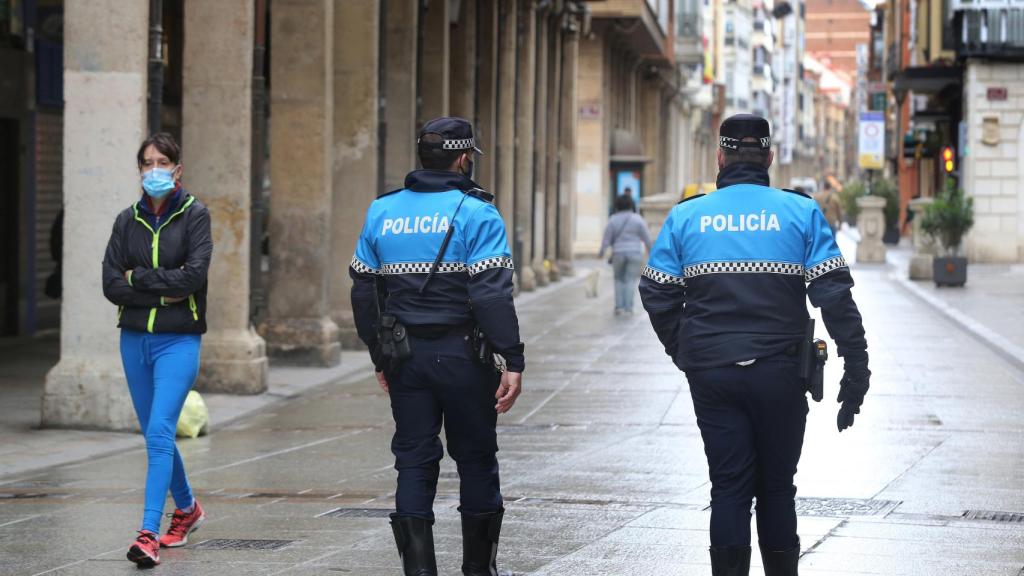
left=147, top=0, right=164, bottom=134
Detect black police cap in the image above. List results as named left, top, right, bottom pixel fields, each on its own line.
left=719, top=114, right=771, bottom=150
left=418, top=116, right=484, bottom=155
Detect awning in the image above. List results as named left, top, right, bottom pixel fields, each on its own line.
left=610, top=129, right=651, bottom=163
left=893, top=66, right=962, bottom=95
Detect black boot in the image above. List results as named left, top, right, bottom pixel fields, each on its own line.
left=760, top=539, right=800, bottom=576
left=390, top=514, right=437, bottom=576
left=709, top=546, right=751, bottom=576
left=461, top=508, right=503, bottom=576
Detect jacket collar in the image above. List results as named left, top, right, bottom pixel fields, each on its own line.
left=138, top=185, right=186, bottom=217
left=716, top=162, right=771, bottom=189
left=404, top=169, right=481, bottom=193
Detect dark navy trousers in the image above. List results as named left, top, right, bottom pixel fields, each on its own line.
left=389, top=332, right=503, bottom=521
left=686, top=354, right=808, bottom=550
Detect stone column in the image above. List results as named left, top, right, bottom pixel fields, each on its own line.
left=556, top=25, right=579, bottom=275
left=42, top=0, right=149, bottom=429
left=259, top=0, right=340, bottom=366
left=183, top=0, right=268, bottom=393
left=543, top=17, right=562, bottom=281
left=331, top=0, right=380, bottom=349
left=475, top=1, right=499, bottom=193
left=531, top=9, right=549, bottom=287
left=383, top=0, right=419, bottom=190
left=573, top=32, right=607, bottom=257
left=514, top=1, right=538, bottom=291
left=419, top=0, right=450, bottom=123
left=855, top=195, right=887, bottom=263
left=448, top=0, right=476, bottom=120
left=909, top=196, right=936, bottom=280
left=496, top=0, right=518, bottom=240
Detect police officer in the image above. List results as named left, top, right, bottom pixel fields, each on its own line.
left=349, top=117, right=525, bottom=576
left=639, top=114, right=870, bottom=576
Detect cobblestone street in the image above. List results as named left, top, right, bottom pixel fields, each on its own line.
left=1, top=244, right=1023, bottom=575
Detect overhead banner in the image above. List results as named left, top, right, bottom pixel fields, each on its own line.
left=858, top=112, right=885, bottom=170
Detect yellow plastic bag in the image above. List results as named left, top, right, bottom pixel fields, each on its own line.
left=176, top=390, right=209, bottom=439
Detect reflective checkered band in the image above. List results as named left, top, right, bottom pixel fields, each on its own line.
left=467, top=256, right=514, bottom=276
left=443, top=138, right=476, bottom=151
left=684, top=261, right=804, bottom=278
left=380, top=261, right=467, bottom=275
left=350, top=256, right=380, bottom=275
left=642, top=266, right=684, bottom=285
left=805, top=256, right=848, bottom=282
left=719, top=136, right=771, bottom=150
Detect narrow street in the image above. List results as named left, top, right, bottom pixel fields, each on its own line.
left=1, top=247, right=1023, bottom=575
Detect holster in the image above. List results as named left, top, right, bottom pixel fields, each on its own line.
left=798, top=319, right=827, bottom=402
left=470, top=326, right=496, bottom=368
left=377, top=313, right=412, bottom=374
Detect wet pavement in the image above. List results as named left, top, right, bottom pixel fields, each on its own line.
left=2, top=243, right=1023, bottom=575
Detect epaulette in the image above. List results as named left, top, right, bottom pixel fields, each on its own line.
left=782, top=188, right=811, bottom=199
left=465, top=187, right=495, bottom=204
left=677, top=193, right=706, bottom=205
left=378, top=188, right=403, bottom=199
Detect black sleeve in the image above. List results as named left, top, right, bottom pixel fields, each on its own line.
left=639, top=275, right=686, bottom=366
left=349, top=266, right=383, bottom=368
left=102, top=214, right=163, bottom=308
left=807, top=268, right=869, bottom=376
left=468, top=267, right=525, bottom=373
left=131, top=206, right=213, bottom=296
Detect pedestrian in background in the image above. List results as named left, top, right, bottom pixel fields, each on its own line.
left=101, top=132, right=212, bottom=568
left=813, top=180, right=843, bottom=233
left=640, top=114, right=870, bottom=575
left=599, top=194, right=652, bottom=315
left=349, top=117, right=525, bottom=576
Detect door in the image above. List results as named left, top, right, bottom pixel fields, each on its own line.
left=0, top=118, right=19, bottom=335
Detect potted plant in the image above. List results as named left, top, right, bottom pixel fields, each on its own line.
left=839, top=181, right=865, bottom=226
left=872, top=179, right=901, bottom=244
left=920, top=178, right=974, bottom=287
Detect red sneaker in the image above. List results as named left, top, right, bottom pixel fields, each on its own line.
left=127, top=530, right=160, bottom=567
left=160, top=500, right=206, bottom=548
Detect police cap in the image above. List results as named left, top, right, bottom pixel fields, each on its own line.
left=719, top=114, right=771, bottom=150
left=418, top=116, right=484, bottom=155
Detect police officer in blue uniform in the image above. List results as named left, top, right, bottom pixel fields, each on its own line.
left=639, top=114, right=870, bottom=576
left=349, top=117, right=525, bottom=576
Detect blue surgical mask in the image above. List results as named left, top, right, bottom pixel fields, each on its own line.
left=142, top=167, right=177, bottom=199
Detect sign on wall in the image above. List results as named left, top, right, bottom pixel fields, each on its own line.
left=858, top=111, right=885, bottom=170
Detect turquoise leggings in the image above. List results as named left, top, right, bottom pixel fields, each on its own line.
left=120, top=330, right=201, bottom=533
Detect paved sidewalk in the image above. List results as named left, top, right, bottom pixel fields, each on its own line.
left=1, top=253, right=1022, bottom=575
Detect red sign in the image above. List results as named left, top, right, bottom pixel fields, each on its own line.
left=987, top=87, right=1008, bottom=101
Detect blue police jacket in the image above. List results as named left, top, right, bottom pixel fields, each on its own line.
left=639, top=162, right=868, bottom=372
left=349, top=169, right=525, bottom=373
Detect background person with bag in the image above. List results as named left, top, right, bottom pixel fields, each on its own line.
left=599, top=194, right=652, bottom=315
left=101, top=132, right=212, bottom=568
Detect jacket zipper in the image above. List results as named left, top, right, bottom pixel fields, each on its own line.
left=132, top=197, right=196, bottom=333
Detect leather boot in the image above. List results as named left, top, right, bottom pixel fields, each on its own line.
left=760, top=539, right=800, bottom=576
left=390, top=514, right=437, bottom=576
left=461, top=508, right=503, bottom=576
left=709, top=545, right=751, bottom=576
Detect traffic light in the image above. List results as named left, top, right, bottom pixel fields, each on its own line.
left=941, top=146, right=955, bottom=173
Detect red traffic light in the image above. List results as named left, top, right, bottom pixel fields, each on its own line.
left=942, top=146, right=955, bottom=173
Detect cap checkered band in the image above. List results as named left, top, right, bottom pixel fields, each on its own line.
left=443, top=138, right=476, bottom=151
left=381, top=261, right=467, bottom=275
left=684, top=261, right=804, bottom=278
left=719, top=136, right=771, bottom=150
left=350, top=256, right=380, bottom=275
left=805, top=256, right=848, bottom=282
left=642, top=266, right=684, bottom=285
left=467, top=256, right=514, bottom=276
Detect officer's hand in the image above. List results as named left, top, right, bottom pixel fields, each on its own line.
left=495, top=371, right=522, bottom=414
left=375, top=371, right=389, bottom=394
left=836, top=374, right=869, bottom=432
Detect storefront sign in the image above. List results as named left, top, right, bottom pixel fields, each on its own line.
left=858, top=111, right=885, bottom=170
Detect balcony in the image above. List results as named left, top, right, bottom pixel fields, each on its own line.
left=953, top=6, right=1024, bottom=60
left=588, top=0, right=671, bottom=58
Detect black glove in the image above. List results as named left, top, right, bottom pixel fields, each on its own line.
left=836, top=372, right=870, bottom=432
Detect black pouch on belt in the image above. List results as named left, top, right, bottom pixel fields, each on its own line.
left=471, top=326, right=494, bottom=366
left=798, top=318, right=827, bottom=402
left=378, top=313, right=412, bottom=372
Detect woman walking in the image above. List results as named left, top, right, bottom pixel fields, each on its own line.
left=599, top=195, right=652, bottom=315
left=101, top=133, right=213, bottom=567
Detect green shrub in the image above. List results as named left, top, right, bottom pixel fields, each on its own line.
left=871, top=179, right=900, bottom=229
left=839, top=181, right=866, bottom=222
left=921, top=178, right=974, bottom=256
